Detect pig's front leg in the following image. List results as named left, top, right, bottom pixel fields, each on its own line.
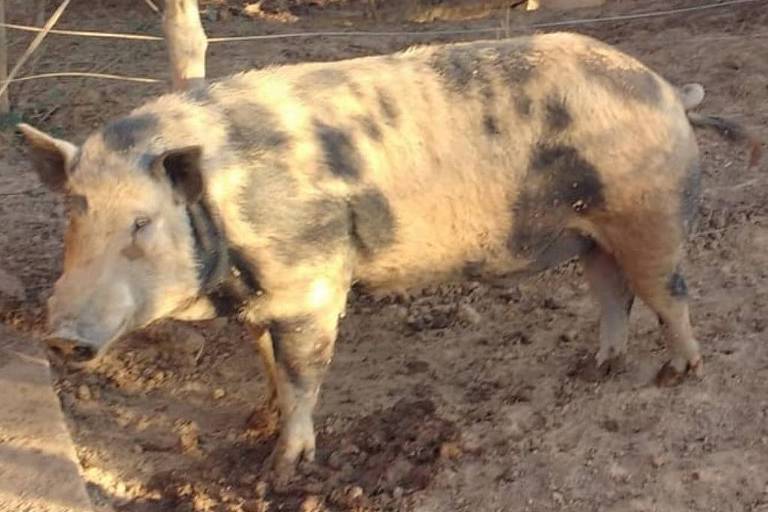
left=265, top=298, right=345, bottom=480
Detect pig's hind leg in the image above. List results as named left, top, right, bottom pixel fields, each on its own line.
left=581, top=247, right=635, bottom=371
left=633, top=266, right=702, bottom=387
left=607, top=225, right=703, bottom=386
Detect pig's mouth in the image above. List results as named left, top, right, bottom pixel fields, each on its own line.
left=45, top=318, right=130, bottom=366
left=46, top=336, right=97, bottom=363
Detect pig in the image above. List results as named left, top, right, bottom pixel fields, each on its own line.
left=18, top=32, right=761, bottom=480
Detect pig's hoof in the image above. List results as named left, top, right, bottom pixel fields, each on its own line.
left=654, top=357, right=703, bottom=387
left=266, top=434, right=317, bottom=486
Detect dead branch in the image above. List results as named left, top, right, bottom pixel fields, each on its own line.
left=143, top=0, right=160, bottom=13
left=0, top=0, right=71, bottom=106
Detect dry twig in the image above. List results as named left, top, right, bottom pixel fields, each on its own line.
left=0, top=0, right=72, bottom=103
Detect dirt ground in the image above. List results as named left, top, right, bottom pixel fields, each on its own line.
left=2, top=1, right=768, bottom=511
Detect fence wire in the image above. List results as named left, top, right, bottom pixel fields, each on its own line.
left=1, top=0, right=764, bottom=43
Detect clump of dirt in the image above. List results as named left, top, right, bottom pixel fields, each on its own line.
left=320, top=399, right=458, bottom=494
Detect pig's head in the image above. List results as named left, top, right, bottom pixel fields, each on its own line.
left=19, top=123, right=209, bottom=361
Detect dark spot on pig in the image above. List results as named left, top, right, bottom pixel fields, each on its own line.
left=430, top=47, right=477, bottom=91
left=545, top=96, right=572, bottom=133
left=529, top=144, right=604, bottom=209
left=521, top=231, right=594, bottom=274
left=431, top=41, right=535, bottom=105
left=293, top=198, right=349, bottom=254
left=493, top=43, right=536, bottom=86
left=315, top=121, right=361, bottom=180
left=515, top=95, right=533, bottom=117
left=269, top=319, right=305, bottom=385
left=377, top=88, right=400, bottom=125
left=668, top=271, right=688, bottom=299
left=137, top=153, right=156, bottom=170
left=186, top=85, right=212, bottom=104
left=481, top=40, right=536, bottom=83
left=508, top=144, right=604, bottom=259
left=269, top=317, right=332, bottom=387
left=102, top=113, right=158, bottom=152
left=301, top=68, right=350, bottom=89
left=241, top=165, right=349, bottom=264
left=224, top=102, right=290, bottom=152
left=680, top=159, right=701, bottom=234
left=358, top=116, right=383, bottom=141
left=349, top=189, right=397, bottom=255
left=239, top=163, right=299, bottom=234
left=582, top=58, right=661, bottom=106
left=432, top=45, right=501, bottom=96
left=483, top=114, right=501, bottom=136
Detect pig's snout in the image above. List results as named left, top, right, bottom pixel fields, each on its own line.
left=45, top=278, right=135, bottom=361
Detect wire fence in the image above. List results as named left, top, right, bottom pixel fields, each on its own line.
left=2, top=0, right=764, bottom=43
left=0, top=0, right=767, bottom=88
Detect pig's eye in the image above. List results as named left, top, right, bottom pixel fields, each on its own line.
left=133, top=216, right=152, bottom=234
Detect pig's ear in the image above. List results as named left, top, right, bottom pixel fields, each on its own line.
left=17, top=123, right=79, bottom=192
left=152, top=146, right=204, bottom=204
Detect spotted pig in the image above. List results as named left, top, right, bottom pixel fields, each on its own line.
left=19, top=32, right=761, bottom=479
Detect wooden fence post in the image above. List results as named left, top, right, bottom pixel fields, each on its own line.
left=162, top=0, right=207, bottom=92
left=0, top=0, right=9, bottom=113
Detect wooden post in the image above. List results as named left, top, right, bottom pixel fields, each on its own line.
left=0, top=0, right=9, bottom=113
left=162, top=0, right=207, bottom=92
